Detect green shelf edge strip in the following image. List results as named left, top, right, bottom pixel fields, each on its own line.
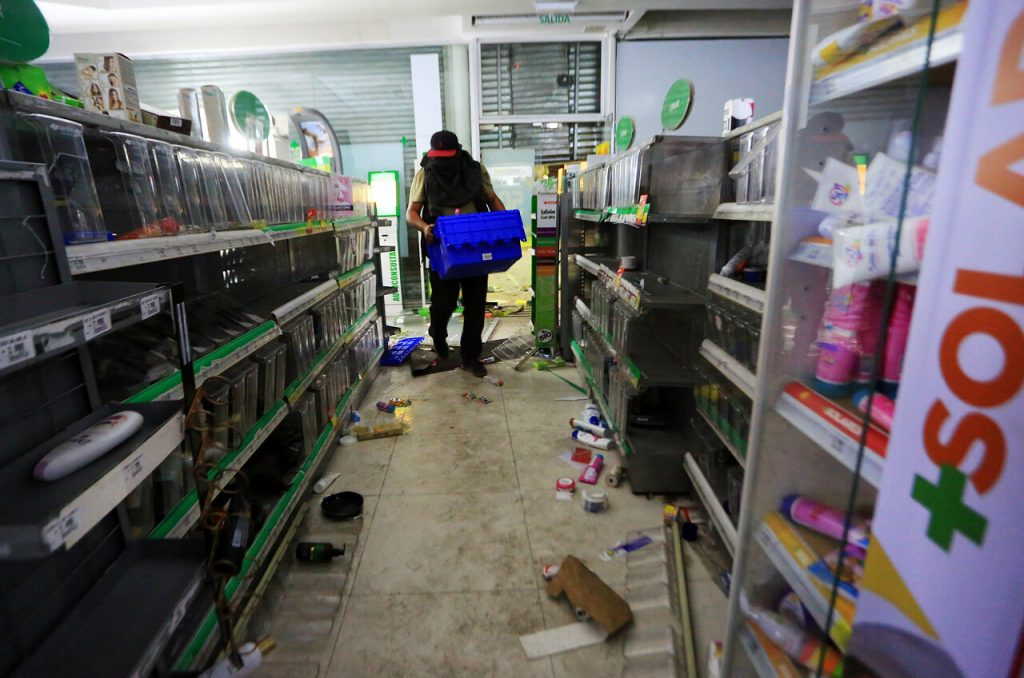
left=174, top=350, right=382, bottom=670
left=260, top=220, right=329, bottom=233
left=147, top=400, right=288, bottom=539
left=337, top=260, right=375, bottom=287
left=125, top=257, right=375, bottom=405
left=125, top=321, right=278, bottom=404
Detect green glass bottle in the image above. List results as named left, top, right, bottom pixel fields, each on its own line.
left=295, top=541, right=345, bottom=563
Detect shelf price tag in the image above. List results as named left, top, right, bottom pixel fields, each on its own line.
left=42, top=509, right=80, bottom=550
left=0, top=330, right=36, bottom=369
left=123, top=454, right=145, bottom=487
left=82, top=308, right=112, bottom=341
left=139, top=293, right=162, bottom=320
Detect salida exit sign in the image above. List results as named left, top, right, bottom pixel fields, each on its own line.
left=539, top=14, right=571, bottom=24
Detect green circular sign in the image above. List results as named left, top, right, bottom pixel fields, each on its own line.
left=230, top=90, right=271, bottom=140
left=615, top=116, right=635, bottom=151
left=661, top=79, right=694, bottom=131
left=0, top=0, right=50, bottom=62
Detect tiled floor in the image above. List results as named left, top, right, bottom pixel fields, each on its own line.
left=261, top=318, right=729, bottom=677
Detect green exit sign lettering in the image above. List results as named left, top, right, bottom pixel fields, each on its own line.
left=539, top=14, right=572, bottom=24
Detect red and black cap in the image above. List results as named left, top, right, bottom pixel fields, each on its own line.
left=427, top=130, right=460, bottom=158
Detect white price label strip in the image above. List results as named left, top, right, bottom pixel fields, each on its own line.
left=139, top=293, right=162, bottom=320
left=82, top=308, right=112, bottom=340
left=0, top=330, right=35, bottom=369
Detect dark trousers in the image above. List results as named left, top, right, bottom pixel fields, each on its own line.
left=429, top=269, right=488, bottom=363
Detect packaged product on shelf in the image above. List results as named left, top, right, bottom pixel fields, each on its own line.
left=722, top=98, right=755, bottom=134
left=200, top=85, right=230, bottom=146
left=74, top=52, right=141, bottom=123
left=813, top=281, right=885, bottom=398
left=831, top=216, right=929, bottom=288
left=740, top=594, right=844, bottom=677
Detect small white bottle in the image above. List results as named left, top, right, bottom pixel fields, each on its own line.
left=580, top=404, right=602, bottom=426
left=571, top=429, right=615, bottom=450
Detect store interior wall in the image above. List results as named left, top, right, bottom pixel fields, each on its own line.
left=614, top=38, right=789, bottom=141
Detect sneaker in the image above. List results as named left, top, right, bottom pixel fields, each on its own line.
left=463, top=360, right=487, bottom=377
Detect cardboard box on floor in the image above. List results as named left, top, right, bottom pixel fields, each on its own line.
left=546, top=555, right=632, bottom=634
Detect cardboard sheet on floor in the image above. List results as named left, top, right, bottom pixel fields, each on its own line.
left=409, top=340, right=504, bottom=377
left=519, top=621, right=609, bottom=659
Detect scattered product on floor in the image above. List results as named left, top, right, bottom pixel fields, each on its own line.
left=555, top=477, right=575, bottom=500
left=571, top=446, right=592, bottom=464
left=483, top=375, right=503, bottom=386
left=606, top=464, right=627, bottom=487
left=569, top=416, right=611, bottom=438
left=461, top=392, right=492, bottom=405
left=320, top=491, right=364, bottom=521
left=554, top=395, right=589, bottom=401
left=294, top=541, right=346, bottom=563
left=353, top=419, right=408, bottom=439
left=577, top=452, right=604, bottom=484
left=542, top=564, right=560, bottom=581
left=519, top=621, right=609, bottom=659
left=571, top=429, right=615, bottom=450
left=197, top=638, right=275, bottom=678
left=600, top=535, right=653, bottom=561
left=312, top=472, right=341, bottom=495
left=546, top=555, right=633, bottom=634
left=581, top=488, right=609, bottom=513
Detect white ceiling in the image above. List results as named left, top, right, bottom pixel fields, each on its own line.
left=37, top=0, right=791, bottom=60
left=39, top=0, right=791, bottom=34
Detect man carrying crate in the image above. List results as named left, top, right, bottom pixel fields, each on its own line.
left=407, top=130, right=506, bottom=377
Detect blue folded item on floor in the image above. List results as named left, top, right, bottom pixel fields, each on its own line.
left=427, top=209, right=526, bottom=280
left=381, top=337, right=425, bottom=365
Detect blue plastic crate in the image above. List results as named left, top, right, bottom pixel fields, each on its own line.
left=427, top=210, right=526, bottom=280
left=381, top=336, right=424, bottom=366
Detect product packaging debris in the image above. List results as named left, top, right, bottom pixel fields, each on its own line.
left=545, top=555, right=633, bottom=634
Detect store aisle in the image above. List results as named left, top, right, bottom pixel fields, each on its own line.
left=258, top=340, right=728, bottom=678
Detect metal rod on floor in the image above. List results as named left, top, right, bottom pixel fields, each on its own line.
left=672, top=520, right=698, bottom=678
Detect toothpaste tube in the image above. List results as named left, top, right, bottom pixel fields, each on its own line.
left=600, top=535, right=653, bottom=561
left=578, top=453, right=605, bottom=484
